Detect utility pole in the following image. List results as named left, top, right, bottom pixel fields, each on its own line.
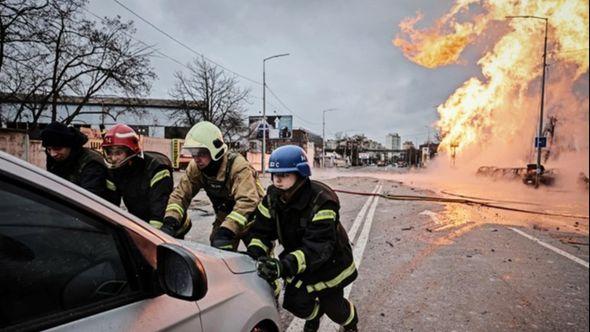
left=535, top=18, right=549, bottom=188
left=322, top=108, right=337, bottom=168
left=506, top=15, right=549, bottom=188
left=261, top=53, right=289, bottom=175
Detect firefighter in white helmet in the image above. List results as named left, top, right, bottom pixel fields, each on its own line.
left=163, top=121, right=265, bottom=250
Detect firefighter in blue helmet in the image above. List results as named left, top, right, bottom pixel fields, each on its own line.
left=247, top=145, right=359, bottom=332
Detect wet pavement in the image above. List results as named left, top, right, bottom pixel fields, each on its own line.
left=173, top=168, right=589, bottom=331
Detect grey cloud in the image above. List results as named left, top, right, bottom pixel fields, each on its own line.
left=89, top=0, right=471, bottom=144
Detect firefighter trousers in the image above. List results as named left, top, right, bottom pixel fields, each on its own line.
left=282, top=281, right=358, bottom=328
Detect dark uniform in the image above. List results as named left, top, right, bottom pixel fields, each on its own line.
left=248, top=178, right=358, bottom=328
left=108, top=152, right=175, bottom=231
left=47, top=148, right=113, bottom=198
left=42, top=123, right=114, bottom=202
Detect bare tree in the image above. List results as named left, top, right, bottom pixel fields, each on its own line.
left=169, top=57, right=250, bottom=142
left=1, top=0, right=156, bottom=128
left=0, top=0, right=48, bottom=73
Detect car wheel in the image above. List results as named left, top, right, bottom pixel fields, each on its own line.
left=251, top=321, right=277, bottom=332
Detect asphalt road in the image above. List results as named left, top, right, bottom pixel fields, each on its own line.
left=176, top=169, right=589, bottom=331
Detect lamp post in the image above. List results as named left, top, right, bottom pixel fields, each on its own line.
left=262, top=53, right=290, bottom=175
left=322, top=108, right=337, bottom=168
left=506, top=15, right=549, bottom=188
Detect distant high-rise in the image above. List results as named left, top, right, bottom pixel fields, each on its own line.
left=385, top=133, right=401, bottom=150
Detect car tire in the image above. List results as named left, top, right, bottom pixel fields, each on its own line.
left=251, top=321, right=277, bottom=332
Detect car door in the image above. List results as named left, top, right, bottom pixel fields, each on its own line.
left=0, top=168, right=202, bottom=332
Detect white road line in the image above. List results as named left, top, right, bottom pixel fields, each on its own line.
left=347, top=183, right=380, bottom=243
left=286, top=183, right=382, bottom=332
left=509, top=227, right=589, bottom=268
left=419, top=210, right=441, bottom=224
left=351, top=184, right=382, bottom=268
left=320, top=184, right=382, bottom=332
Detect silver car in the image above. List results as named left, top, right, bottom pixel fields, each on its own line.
left=0, top=151, right=280, bottom=332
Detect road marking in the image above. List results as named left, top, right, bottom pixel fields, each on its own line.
left=286, top=183, right=382, bottom=332
left=320, top=184, right=382, bottom=332
left=348, top=183, right=380, bottom=243
left=419, top=210, right=441, bottom=224
left=351, top=184, right=382, bottom=268
left=509, top=227, right=589, bottom=268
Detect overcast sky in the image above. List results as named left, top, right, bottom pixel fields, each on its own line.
left=88, top=0, right=482, bottom=145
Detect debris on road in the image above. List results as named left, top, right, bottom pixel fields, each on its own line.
left=533, top=224, right=549, bottom=232
left=401, top=226, right=414, bottom=231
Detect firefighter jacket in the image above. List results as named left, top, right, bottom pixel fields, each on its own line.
left=108, top=152, right=173, bottom=228
left=248, top=179, right=358, bottom=293
left=46, top=147, right=114, bottom=202
left=165, top=152, right=264, bottom=235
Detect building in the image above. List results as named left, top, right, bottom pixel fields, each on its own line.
left=385, top=133, right=401, bottom=150
left=1, top=94, right=205, bottom=138
left=402, top=141, right=415, bottom=150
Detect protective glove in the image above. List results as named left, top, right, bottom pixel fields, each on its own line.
left=211, top=227, right=236, bottom=251
left=161, top=216, right=180, bottom=237
left=256, top=257, right=283, bottom=283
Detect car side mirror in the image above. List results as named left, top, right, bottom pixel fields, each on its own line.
left=157, top=244, right=208, bottom=301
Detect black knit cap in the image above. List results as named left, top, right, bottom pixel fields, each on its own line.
left=41, top=122, right=88, bottom=148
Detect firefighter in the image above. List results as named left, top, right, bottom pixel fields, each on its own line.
left=101, top=124, right=178, bottom=236
left=41, top=121, right=114, bottom=202
left=247, top=145, right=359, bottom=332
left=163, top=121, right=264, bottom=249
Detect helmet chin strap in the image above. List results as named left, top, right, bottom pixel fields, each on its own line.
left=104, top=151, right=142, bottom=169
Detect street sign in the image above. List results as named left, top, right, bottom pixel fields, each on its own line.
left=535, top=136, right=547, bottom=148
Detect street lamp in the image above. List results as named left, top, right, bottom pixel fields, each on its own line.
left=322, top=108, right=338, bottom=168
left=506, top=15, right=549, bottom=188
left=261, top=53, right=290, bottom=175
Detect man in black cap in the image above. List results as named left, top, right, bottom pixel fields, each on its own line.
left=41, top=121, right=114, bottom=202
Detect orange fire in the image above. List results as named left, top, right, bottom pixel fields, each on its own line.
left=394, top=0, right=589, bottom=163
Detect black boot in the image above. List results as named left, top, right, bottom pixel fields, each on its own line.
left=303, top=316, right=321, bottom=332
left=340, top=323, right=358, bottom=332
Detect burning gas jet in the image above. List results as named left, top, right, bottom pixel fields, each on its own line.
left=394, top=0, right=589, bottom=168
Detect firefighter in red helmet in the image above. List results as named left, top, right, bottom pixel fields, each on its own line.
left=101, top=124, right=187, bottom=237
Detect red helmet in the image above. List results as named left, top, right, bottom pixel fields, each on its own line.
left=101, top=124, right=141, bottom=154
left=101, top=124, right=141, bottom=168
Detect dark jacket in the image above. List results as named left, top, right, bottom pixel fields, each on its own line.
left=248, top=179, right=357, bottom=293
left=109, top=152, right=173, bottom=227
left=46, top=147, right=113, bottom=202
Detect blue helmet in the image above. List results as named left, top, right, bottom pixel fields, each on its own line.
left=267, top=145, right=311, bottom=177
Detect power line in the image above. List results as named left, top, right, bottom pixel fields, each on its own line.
left=265, top=85, right=319, bottom=126
left=82, top=7, right=189, bottom=71
left=89, top=3, right=310, bottom=126
left=112, top=0, right=262, bottom=86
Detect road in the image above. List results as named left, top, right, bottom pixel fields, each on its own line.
left=177, top=168, right=589, bottom=331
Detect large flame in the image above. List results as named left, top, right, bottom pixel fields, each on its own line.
left=394, top=0, right=589, bottom=166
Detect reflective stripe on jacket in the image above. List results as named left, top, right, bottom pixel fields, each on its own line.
left=248, top=179, right=357, bottom=291
left=165, top=152, right=264, bottom=235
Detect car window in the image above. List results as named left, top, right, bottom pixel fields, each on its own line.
left=0, top=178, right=139, bottom=329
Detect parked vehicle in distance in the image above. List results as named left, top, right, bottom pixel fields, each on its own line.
left=394, top=162, right=407, bottom=168
left=0, top=151, right=280, bottom=332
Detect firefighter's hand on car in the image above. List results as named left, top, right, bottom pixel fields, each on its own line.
left=256, top=257, right=285, bottom=282
left=161, top=216, right=180, bottom=237
left=211, top=227, right=235, bottom=250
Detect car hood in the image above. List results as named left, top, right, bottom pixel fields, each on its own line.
left=178, top=240, right=257, bottom=274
